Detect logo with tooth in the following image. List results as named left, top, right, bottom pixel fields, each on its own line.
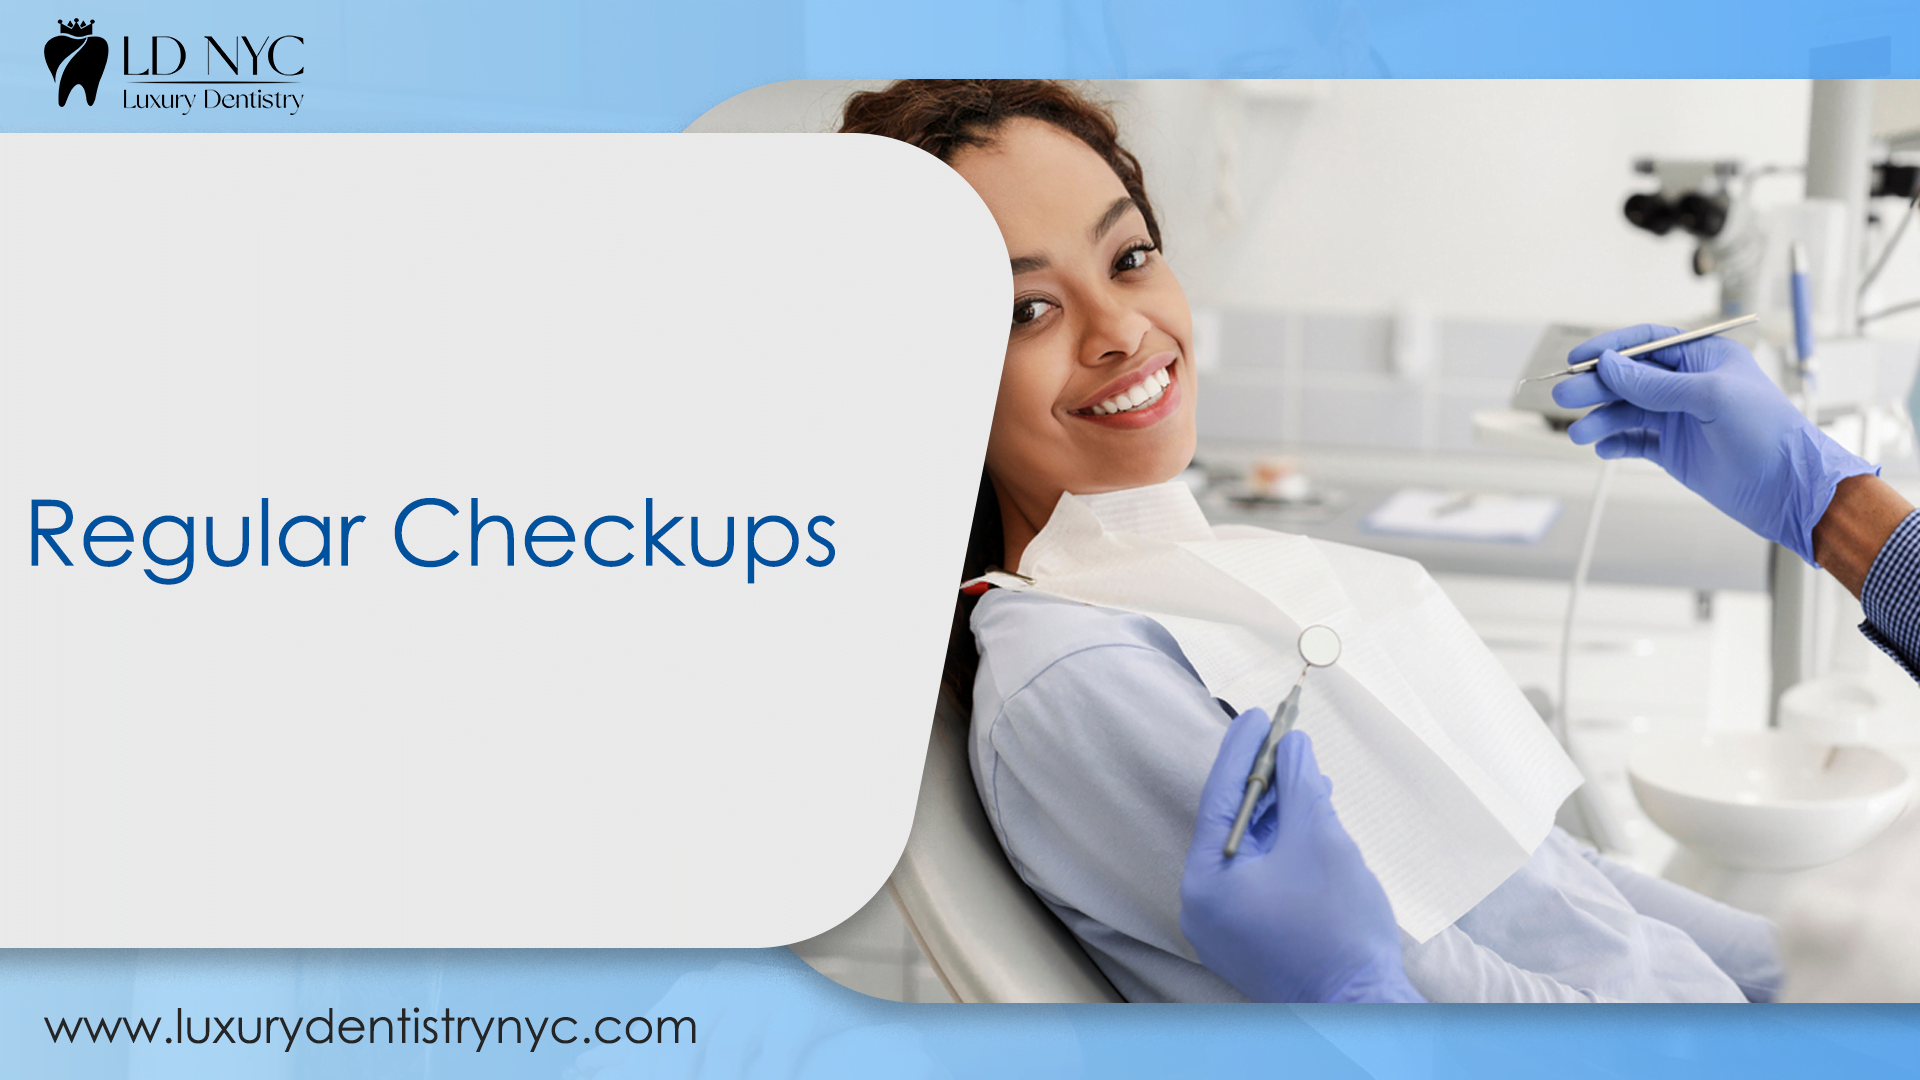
left=44, top=18, right=107, bottom=107
left=1088, top=366, right=1172, bottom=415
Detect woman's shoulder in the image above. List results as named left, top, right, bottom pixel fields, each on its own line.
left=968, top=589, right=1201, bottom=716
left=972, top=588, right=1180, bottom=660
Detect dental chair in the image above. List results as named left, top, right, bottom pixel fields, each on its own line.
left=884, top=688, right=1125, bottom=1002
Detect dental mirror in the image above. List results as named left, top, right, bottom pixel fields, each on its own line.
left=1223, top=624, right=1345, bottom=858
left=1298, top=624, right=1342, bottom=669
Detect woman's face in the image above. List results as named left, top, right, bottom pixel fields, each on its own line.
left=950, top=118, right=1197, bottom=548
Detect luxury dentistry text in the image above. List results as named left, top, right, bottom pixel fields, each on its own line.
left=46, top=1007, right=693, bottom=1053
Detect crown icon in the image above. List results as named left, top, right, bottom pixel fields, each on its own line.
left=57, top=18, right=94, bottom=36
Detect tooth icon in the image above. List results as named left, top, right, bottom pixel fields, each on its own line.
left=44, top=19, right=108, bottom=107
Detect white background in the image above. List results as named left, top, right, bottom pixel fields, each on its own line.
left=695, top=80, right=1920, bottom=335
left=0, top=134, right=1008, bottom=946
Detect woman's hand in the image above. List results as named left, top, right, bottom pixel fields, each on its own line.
left=1179, top=710, right=1424, bottom=1003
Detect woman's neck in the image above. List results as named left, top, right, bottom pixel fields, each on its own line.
left=995, top=485, right=1049, bottom=574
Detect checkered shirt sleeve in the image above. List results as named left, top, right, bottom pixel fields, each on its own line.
left=1859, top=510, right=1920, bottom=682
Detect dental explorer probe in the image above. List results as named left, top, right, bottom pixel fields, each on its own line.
left=1223, top=626, right=1343, bottom=859
left=1519, top=313, right=1759, bottom=385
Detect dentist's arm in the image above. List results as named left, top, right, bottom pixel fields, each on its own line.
left=1552, top=326, right=1920, bottom=677
left=1179, top=710, right=1424, bottom=1003
left=1812, top=474, right=1915, bottom=596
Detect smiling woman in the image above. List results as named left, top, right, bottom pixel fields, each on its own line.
left=840, top=82, right=1198, bottom=704
left=951, top=117, right=1197, bottom=570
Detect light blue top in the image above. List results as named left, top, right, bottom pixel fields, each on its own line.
left=969, top=589, right=1783, bottom=1003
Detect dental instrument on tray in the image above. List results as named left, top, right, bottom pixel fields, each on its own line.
left=1518, top=313, right=1758, bottom=385
left=1224, top=625, right=1343, bottom=859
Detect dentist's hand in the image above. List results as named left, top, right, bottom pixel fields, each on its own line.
left=1552, top=325, right=1878, bottom=565
left=1180, top=709, right=1423, bottom=1003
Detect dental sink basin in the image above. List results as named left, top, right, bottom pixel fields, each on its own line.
left=1628, top=731, right=1912, bottom=871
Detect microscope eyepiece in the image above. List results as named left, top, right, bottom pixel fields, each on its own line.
left=1674, top=192, right=1728, bottom=238
left=1623, top=192, right=1676, bottom=236
left=1624, top=190, right=1727, bottom=238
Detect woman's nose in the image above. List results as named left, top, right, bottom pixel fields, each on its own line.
left=1078, top=289, right=1153, bottom=367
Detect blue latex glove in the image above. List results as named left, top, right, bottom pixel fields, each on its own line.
left=1179, top=709, right=1423, bottom=1003
left=1551, top=324, right=1878, bottom=565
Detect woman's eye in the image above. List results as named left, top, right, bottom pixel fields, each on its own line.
left=1013, top=297, right=1057, bottom=325
left=1115, top=245, right=1154, bottom=273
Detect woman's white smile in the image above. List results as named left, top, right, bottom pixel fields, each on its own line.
left=1082, top=366, right=1172, bottom=415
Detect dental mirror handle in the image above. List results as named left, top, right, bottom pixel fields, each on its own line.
left=1522, top=313, right=1758, bottom=382
left=1223, top=681, right=1305, bottom=858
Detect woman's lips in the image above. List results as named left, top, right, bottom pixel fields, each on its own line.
left=1071, top=362, right=1182, bottom=430
left=1076, top=352, right=1179, bottom=415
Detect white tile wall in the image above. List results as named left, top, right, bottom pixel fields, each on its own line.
left=1198, top=307, right=1548, bottom=455
left=1198, top=305, right=1920, bottom=472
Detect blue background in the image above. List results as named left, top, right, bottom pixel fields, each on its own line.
left=9, top=948, right=1920, bottom=1078
left=2, top=0, right=1917, bottom=132
left=6, top=1, right=1920, bottom=1075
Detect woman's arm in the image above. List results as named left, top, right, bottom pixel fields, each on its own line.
left=1573, top=847, right=1782, bottom=1002
left=1402, top=925, right=1612, bottom=1003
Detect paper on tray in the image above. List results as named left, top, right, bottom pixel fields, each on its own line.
left=1003, top=482, right=1582, bottom=943
left=1361, top=487, right=1561, bottom=544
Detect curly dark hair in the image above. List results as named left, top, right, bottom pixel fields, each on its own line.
left=839, top=80, right=1161, bottom=711
left=840, top=79, right=1161, bottom=249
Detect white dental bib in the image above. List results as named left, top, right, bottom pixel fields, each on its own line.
left=976, top=482, right=1582, bottom=942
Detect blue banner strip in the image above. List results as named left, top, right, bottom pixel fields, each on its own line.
left=8, top=948, right=1920, bottom=1079
left=2, top=1, right=1916, bottom=132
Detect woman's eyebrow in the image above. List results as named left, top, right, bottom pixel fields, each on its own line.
left=1009, top=197, right=1137, bottom=275
left=1089, top=196, right=1138, bottom=243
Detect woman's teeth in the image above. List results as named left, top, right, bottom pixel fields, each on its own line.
left=1088, top=367, right=1172, bottom=415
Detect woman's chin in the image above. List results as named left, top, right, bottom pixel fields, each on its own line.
left=1069, top=451, right=1197, bottom=497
